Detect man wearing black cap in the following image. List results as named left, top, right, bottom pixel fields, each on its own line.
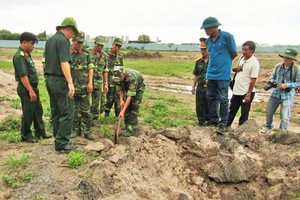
left=200, top=16, right=237, bottom=134
left=191, top=37, right=209, bottom=126
left=261, top=48, right=300, bottom=133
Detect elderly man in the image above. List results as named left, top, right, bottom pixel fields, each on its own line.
left=44, top=17, right=79, bottom=152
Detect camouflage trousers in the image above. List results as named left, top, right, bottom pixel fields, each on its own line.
left=73, top=92, right=92, bottom=134
left=105, top=84, right=120, bottom=117
left=124, top=84, right=145, bottom=127
left=90, top=84, right=106, bottom=120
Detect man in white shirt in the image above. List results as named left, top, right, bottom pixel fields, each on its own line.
left=227, top=41, right=260, bottom=127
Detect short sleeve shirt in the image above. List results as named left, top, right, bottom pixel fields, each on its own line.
left=233, top=55, right=260, bottom=95
left=206, top=30, right=237, bottom=80
left=193, top=57, right=208, bottom=85
left=44, top=31, right=71, bottom=76
left=13, top=47, right=38, bottom=84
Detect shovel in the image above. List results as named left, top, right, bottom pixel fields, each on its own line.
left=114, top=117, right=122, bottom=144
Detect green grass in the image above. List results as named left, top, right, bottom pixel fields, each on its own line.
left=125, top=60, right=194, bottom=77
left=68, top=151, right=84, bottom=169
left=0, top=60, right=13, bottom=70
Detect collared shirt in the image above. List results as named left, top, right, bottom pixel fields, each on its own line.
left=193, top=57, right=208, bottom=85
left=13, top=47, right=38, bottom=84
left=233, top=55, right=260, bottom=95
left=206, top=30, right=237, bottom=81
left=270, top=63, right=300, bottom=100
left=44, top=31, right=71, bottom=77
left=120, top=68, right=144, bottom=97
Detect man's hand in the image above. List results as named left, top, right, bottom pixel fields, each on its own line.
left=232, top=66, right=242, bottom=72
left=68, top=83, right=75, bottom=97
left=87, top=82, right=93, bottom=93
left=279, top=83, right=288, bottom=90
left=191, top=86, right=196, bottom=94
left=29, top=91, right=37, bottom=102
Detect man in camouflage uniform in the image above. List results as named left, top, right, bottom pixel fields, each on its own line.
left=90, top=36, right=108, bottom=123
left=13, top=32, right=51, bottom=143
left=112, top=66, right=145, bottom=136
left=191, top=38, right=209, bottom=126
left=70, top=32, right=95, bottom=140
left=104, top=38, right=124, bottom=117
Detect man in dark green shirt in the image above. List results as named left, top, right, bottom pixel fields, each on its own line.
left=44, top=17, right=79, bottom=152
left=13, top=32, right=51, bottom=143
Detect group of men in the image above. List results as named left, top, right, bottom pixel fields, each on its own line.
left=192, top=16, right=300, bottom=134
left=13, top=17, right=144, bottom=153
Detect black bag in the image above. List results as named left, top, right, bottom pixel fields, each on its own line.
left=230, top=72, right=237, bottom=90
left=229, top=78, right=235, bottom=90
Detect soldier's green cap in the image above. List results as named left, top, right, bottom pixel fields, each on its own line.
left=94, top=36, right=106, bottom=45
left=56, top=17, right=79, bottom=34
left=199, top=37, right=207, bottom=49
left=279, top=48, right=298, bottom=61
left=73, top=31, right=85, bottom=43
left=113, top=38, right=123, bottom=45
left=112, top=66, right=125, bottom=83
left=200, top=17, right=222, bottom=29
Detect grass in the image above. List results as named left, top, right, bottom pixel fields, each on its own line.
left=68, top=151, right=84, bottom=169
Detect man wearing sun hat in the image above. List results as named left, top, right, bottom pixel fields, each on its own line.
left=261, top=48, right=300, bottom=133
left=191, top=37, right=209, bottom=126
left=44, top=17, right=79, bottom=152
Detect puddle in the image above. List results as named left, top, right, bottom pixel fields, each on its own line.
left=147, top=83, right=299, bottom=105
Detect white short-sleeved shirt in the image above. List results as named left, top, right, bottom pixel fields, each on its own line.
left=233, top=55, right=260, bottom=95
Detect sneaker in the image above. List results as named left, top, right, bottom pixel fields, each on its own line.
left=84, top=133, right=95, bottom=141
left=261, top=127, right=273, bottom=133
left=70, top=132, right=80, bottom=139
left=217, top=125, right=228, bottom=134
left=21, top=136, right=38, bottom=143
left=56, top=144, right=77, bottom=153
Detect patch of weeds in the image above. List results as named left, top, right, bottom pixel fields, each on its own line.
left=252, top=104, right=265, bottom=113
left=68, top=151, right=84, bottom=169
left=2, top=154, right=30, bottom=171
left=29, top=194, right=45, bottom=200
left=98, top=125, right=114, bottom=137
left=10, top=98, right=20, bottom=109
left=0, top=174, right=21, bottom=188
left=0, top=115, right=20, bottom=131
left=23, top=171, right=34, bottom=182
left=2, top=132, right=21, bottom=143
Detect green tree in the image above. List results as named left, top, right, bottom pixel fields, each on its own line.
left=37, top=31, right=47, bottom=41
left=138, top=34, right=151, bottom=43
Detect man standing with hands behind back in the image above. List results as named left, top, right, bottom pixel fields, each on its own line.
left=200, top=16, right=237, bottom=134
left=44, top=17, right=79, bottom=152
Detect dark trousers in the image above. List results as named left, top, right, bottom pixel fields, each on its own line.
left=45, top=76, right=74, bottom=150
left=227, top=92, right=255, bottom=126
left=17, top=84, right=45, bottom=139
left=195, top=86, right=209, bottom=125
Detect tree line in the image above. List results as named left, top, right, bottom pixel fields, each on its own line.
left=0, top=29, right=47, bottom=41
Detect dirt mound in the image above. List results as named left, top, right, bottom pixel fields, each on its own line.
left=125, top=50, right=162, bottom=59
left=3, top=120, right=299, bottom=200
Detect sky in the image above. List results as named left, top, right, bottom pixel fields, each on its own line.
left=1, top=0, right=300, bottom=46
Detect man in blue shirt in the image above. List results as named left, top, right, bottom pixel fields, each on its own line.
left=261, top=49, right=300, bottom=133
left=200, top=16, right=237, bottom=134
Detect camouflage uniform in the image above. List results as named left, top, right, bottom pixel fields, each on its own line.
left=90, top=36, right=108, bottom=121
left=71, top=34, right=95, bottom=139
left=113, top=67, right=145, bottom=133
left=104, top=38, right=124, bottom=117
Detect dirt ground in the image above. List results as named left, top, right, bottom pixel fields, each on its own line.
left=0, top=51, right=299, bottom=200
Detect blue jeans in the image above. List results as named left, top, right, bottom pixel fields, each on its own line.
left=265, top=96, right=291, bottom=130
left=206, top=80, right=230, bottom=125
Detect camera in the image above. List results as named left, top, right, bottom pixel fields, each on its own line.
left=263, top=81, right=277, bottom=91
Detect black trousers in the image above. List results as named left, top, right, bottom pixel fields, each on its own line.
left=227, top=92, right=255, bottom=126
